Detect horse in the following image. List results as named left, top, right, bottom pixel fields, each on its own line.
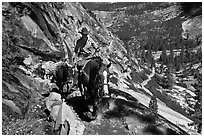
left=51, top=62, right=74, bottom=98
left=77, top=56, right=111, bottom=119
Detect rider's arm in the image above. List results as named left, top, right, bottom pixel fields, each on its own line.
left=74, top=41, right=80, bottom=54
left=82, top=40, right=95, bottom=54
left=82, top=46, right=91, bottom=53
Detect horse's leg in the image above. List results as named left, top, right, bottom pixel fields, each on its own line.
left=92, top=93, right=98, bottom=118
left=66, top=82, right=69, bottom=94
left=87, top=89, right=98, bottom=119
left=73, top=70, right=78, bottom=87
left=56, top=82, right=63, bottom=96
left=41, top=68, right=44, bottom=79
left=51, top=74, right=56, bottom=83
left=61, top=82, right=65, bottom=97
left=40, top=68, right=42, bottom=79
left=84, top=86, right=88, bottom=100
left=93, top=82, right=100, bottom=118
left=78, top=79, right=83, bottom=97
left=87, top=68, right=99, bottom=118
left=39, top=68, right=43, bottom=79
left=42, top=69, right=45, bottom=79
left=78, top=72, right=85, bottom=99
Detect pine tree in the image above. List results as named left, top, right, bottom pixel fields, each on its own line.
left=146, top=47, right=155, bottom=68
left=160, top=44, right=167, bottom=65
left=169, top=43, right=174, bottom=65
left=149, top=94, right=158, bottom=118
left=140, top=47, right=146, bottom=64
left=180, top=40, right=185, bottom=67
left=194, top=73, right=202, bottom=133
left=140, top=45, right=145, bottom=64
left=164, top=67, right=174, bottom=88
left=174, top=56, right=181, bottom=71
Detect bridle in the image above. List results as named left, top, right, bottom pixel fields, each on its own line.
left=95, top=66, right=110, bottom=98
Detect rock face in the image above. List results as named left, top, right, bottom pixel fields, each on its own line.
left=2, top=69, right=32, bottom=120
left=9, top=2, right=128, bottom=63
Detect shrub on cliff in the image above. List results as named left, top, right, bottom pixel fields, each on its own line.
left=2, top=3, right=32, bottom=69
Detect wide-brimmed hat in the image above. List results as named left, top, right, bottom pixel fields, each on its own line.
left=79, top=27, right=89, bottom=35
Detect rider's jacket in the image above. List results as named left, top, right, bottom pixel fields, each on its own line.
left=74, top=36, right=88, bottom=56
left=74, top=35, right=96, bottom=58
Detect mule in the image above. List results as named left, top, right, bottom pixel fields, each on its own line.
left=33, top=64, right=45, bottom=79
left=51, top=62, right=74, bottom=97
left=77, top=56, right=111, bottom=119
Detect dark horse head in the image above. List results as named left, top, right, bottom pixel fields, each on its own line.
left=78, top=56, right=111, bottom=119
left=52, top=62, right=74, bottom=97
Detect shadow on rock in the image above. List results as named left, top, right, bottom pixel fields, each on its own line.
left=143, top=125, right=164, bottom=135
left=66, top=96, right=93, bottom=122
left=133, top=112, right=157, bottom=124
left=44, top=123, right=56, bottom=135
left=109, top=87, right=140, bottom=104
left=102, top=98, right=148, bottom=120
left=166, top=128, right=179, bottom=135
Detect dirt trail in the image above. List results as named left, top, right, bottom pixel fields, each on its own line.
left=141, top=67, right=155, bottom=87
left=139, top=67, right=155, bottom=96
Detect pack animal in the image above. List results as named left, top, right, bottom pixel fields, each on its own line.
left=78, top=56, right=111, bottom=118
left=52, top=62, right=74, bottom=97
left=37, top=67, right=45, bottom=79
left=33, top=63, right=45, bottom=79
